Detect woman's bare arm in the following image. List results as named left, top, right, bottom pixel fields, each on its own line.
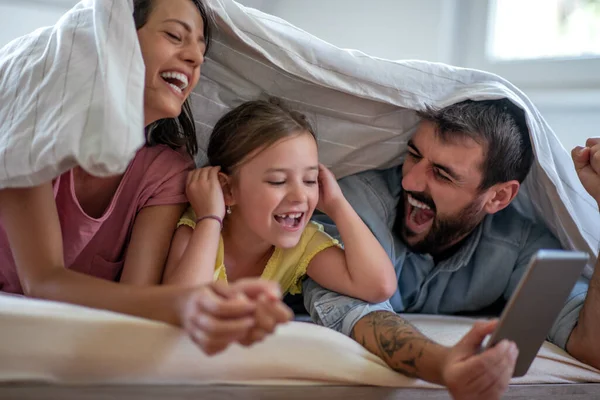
left=120, top=203, right=187, bottom=286
left=0, top=183, right=195, bottom=324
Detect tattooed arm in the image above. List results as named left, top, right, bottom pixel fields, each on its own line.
left=351, top=311, right=448, bottom=383
left=352, top=311, right=519, bottom=400
left=302, top=279, right=518, bottom=399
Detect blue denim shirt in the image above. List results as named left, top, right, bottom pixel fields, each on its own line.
left=303, top=166, right=589, bottom=350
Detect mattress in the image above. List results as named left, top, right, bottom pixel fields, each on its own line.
left=1, top=293, right=598, bottom=386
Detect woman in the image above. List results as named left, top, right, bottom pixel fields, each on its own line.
left=0, top=0, right=291, bottom=355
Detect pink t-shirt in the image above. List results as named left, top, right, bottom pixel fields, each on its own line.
left=0, top=145, right=194, bottom=294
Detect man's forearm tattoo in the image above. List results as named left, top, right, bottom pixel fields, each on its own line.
left=351, top=311, right=435, bottom=377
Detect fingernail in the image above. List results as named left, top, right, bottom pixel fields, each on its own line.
left=574, top=146, right=584, bottom=154
left=268, top=286, right=282, bottom=299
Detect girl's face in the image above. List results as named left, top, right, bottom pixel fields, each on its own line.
left=226, top=132, right=320, bottom=249
left=137, top=0, right=206, bottom=126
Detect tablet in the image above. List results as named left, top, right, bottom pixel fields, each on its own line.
left=484, top=249, right=589, bottom=377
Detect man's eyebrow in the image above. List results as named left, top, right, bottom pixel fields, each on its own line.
left=432, top=162, right=462, bottom=181
left=164, top=19, right=206, bottom=43
left=407, top=140, right=421, bottom=155
left=407, top=140, right=462, bottom=181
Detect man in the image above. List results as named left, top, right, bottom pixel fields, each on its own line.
left=303, top=98, right=600, bottom=399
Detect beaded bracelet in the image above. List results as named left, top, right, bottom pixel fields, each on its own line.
left=195, top=215, right=223, bottom=230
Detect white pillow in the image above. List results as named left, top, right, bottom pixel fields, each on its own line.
left=0, top=0, right=145, bottom=189
left=1, top=294, right=598, bottom=386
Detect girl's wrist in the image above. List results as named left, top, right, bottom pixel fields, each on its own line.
left=195, top=214, right=223, bottom=230
left=327, top=198, right=351, bottom=221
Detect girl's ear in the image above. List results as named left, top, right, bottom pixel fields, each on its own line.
left=218, top=172, right=236, bottom=206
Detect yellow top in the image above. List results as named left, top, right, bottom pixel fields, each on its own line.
left=177, top=207, right=340, bottom=295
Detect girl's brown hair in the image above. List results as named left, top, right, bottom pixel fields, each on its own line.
left=207, top=99, right=316, bottom=174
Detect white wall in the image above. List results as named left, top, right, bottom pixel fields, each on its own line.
left=0, top=1, right=75, bottom=48
left=542, top=110, right=599, bottom=152
left=531, top=91, right=600, bottom=152
left=253, top=0, right=458, bottom=63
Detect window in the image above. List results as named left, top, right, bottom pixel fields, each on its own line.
left=456, top=0, right=600, bottom=89
left=490, top=0, right=600, bottom=61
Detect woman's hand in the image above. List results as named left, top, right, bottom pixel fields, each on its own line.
left=179, top=279, right=293, bottom=355
left=186, top=167, right=226, bottom=219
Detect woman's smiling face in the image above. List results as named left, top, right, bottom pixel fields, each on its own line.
left=136, top=0, right=206, bottom=125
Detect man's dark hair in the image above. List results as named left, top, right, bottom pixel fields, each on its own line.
left=417, top=99, right=533, bottom=190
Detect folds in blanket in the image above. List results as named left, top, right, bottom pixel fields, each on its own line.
left=0, top=0, right=145, bottom=189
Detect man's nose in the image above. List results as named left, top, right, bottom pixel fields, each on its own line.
left=402, top=160, right=428, bottom=193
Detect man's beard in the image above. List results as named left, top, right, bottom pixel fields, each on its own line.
left=393, top=191, right=485, bottom=256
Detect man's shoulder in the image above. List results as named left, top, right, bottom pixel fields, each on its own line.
left=337, top=166, right=402, bottom=223
left=339, top=166, right=401, bottom=193
left=481, top=205, right=558, bottom=249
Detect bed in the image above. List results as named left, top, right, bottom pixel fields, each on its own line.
left=1, top=293, right=599, bottom=398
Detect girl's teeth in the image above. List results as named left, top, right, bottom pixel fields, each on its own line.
left=277, top=213, right=302, bottom=218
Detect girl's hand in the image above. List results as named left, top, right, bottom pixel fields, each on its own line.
left=237, top=287, right=295, bottom=346
left=186, top=167, right=226, bottom=219
left=179, top=279, right=293, bottom=356
left=316, top=164, right=346, bottom=218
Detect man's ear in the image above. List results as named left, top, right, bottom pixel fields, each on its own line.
left=483, top=180, right=520, bottom=214
left=218, top=172, right=236, bottom=206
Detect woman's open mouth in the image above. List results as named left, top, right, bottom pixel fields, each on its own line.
left=160, top=71, right=189, bottom=97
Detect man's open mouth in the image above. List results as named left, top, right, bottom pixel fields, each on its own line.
left=406, top=194, right=435, bottom=233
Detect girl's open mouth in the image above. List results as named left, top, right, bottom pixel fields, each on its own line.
left=274, top=212, right=304, bottom=231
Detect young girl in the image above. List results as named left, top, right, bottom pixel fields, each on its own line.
left=164, top=99, right=397, bottom=303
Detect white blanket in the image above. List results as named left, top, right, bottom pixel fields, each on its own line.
left=192, top=0, right=599, bottom=276
left=0, top=0, right=145, bottom=189
left=1, top=293, right=599, bottom=386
